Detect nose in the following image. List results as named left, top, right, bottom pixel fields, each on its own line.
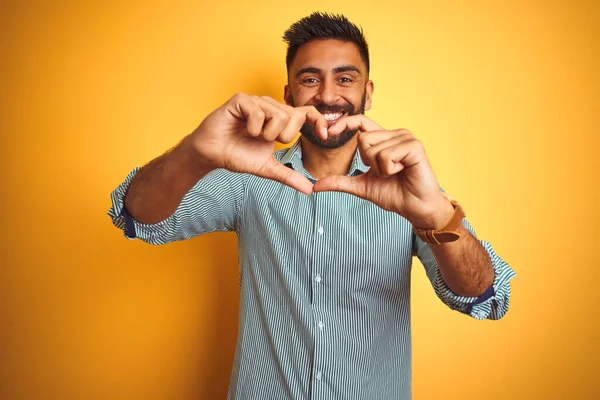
left=315, top=78, right=339, bottom=104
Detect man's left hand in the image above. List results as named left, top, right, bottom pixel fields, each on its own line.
left=313, top=114, right=454, bottom=230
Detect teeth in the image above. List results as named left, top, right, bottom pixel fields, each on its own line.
left=323, top=113, right=343, bottom=121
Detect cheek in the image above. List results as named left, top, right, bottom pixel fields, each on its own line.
left=341, top=94, right=362, bottom=110
left=346, top=88, right=367, bottom=107
left=292, top=88, right=318, bottom=106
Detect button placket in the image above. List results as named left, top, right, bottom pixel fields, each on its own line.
left=311, top=194, right=330, bottom=389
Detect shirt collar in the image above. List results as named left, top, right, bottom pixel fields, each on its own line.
left=280, top=139, right=304, bottom=172
left=281, top=139, right=370, bottom=177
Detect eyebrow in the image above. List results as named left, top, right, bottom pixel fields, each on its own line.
left=295, top=65, right=361, bottom=78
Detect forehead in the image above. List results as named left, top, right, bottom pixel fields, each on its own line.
left=290, top=39, right=366, bottom=74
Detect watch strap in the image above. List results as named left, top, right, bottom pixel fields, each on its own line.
left=413, top=195, right=466, bottom=245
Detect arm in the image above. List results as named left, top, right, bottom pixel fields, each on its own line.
left=108, top=165, right=248, bottom=245
left=430, top=226, right=494, bottom=296
left=124, top=93, right=326, bottom=221
left=420, top=201, right=494, bottom=297
left=415, top=218, right=516, bottom=320
left=312, top=115, right=516, bottom=319
left=124, top=135, right=215, bottom=224
left=109, top=93, right=328, bottom=244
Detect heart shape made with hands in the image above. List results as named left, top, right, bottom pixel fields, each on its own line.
left=204, top=94, right=448, bottom=228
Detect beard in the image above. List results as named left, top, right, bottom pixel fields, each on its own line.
left=289, top=92, right=367, bottom=149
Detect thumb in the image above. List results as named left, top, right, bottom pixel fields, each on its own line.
left=259, top=162, right=314, bottom=195
left=313, top=175, right=367, bottom=198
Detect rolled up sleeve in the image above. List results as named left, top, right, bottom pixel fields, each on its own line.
left=415, top=219, right=516, bottom=320
left=107, top=167, right=248, bottom=245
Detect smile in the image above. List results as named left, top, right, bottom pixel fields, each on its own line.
left=323, top=112, right=345, bottom=124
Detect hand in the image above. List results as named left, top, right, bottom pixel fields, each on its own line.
left=313, top=115, right=454, bottom=229
left=191, top=93, right=328, bottom=194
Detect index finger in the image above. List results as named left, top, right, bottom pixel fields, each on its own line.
left=327, top=114, right=384, bottom=136
left=295, top=106, right=328, bottom=140
left=258, top=97, right=325, bottom=143
left=258, top=159, right=314, bottom=195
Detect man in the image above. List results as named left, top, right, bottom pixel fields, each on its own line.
left=108, top=12, right=515, bottom=400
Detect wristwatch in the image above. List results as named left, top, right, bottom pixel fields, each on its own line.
left=412, top=194, right=466, bottom=245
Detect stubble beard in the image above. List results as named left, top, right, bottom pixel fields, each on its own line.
left=290, top=92, right=367, bottom=150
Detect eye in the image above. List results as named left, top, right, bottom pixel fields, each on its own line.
left=302, top=77, right=319, bottom=85
left=339, top=77, right=353, bottom=84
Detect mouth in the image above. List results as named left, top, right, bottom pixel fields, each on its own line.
left=322, top=111, right=346, bottom=127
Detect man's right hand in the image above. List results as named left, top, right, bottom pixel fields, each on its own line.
left=190, top=93, right=328, bottom=194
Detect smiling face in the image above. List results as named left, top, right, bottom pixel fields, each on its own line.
left=284, top=39, right=374, bottom=149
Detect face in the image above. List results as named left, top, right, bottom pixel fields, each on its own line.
left=284, top=39, right=374, bottom=149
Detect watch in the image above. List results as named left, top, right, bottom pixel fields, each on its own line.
left=412, top=194, right=466, bottom=245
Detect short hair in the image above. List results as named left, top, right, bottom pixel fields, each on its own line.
left=282, top=12, right=370, bottom=74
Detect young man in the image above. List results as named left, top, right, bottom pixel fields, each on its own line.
left=109, top=12, right=515, bottom=400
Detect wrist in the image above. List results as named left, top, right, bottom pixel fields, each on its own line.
left=412, top=194, right=466, bottom=245
left=181, top=134, right=218, bottom=174
left=411, top=197, right=455, bottom=230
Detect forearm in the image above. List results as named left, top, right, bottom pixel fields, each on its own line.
left=428, top=224, right=494, bottom=297
left=124, top=135, right=214, bottom=224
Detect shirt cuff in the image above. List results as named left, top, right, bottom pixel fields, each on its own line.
left=433, top=240, right=516, bottom=320
left=107, top=167, right=177, bottom=244
left=120, top=206, right=137, bottom=239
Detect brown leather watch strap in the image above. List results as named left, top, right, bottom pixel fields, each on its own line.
left=413, top=195, right=466, bottom=245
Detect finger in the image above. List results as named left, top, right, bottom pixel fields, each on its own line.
left=357, top=131, right=398, bottom=167
left=364, top=136, right=422, bottom=177
left=297, top=105, right=328, bottom=140
left=260, top=97, right=308, bottom=143
left=258, top=159, right=314, bottom=195
left=313, top=174, right=367, bottom=198
left=229, top=93, right=266, bottom=137
left=251, top=97, right=291, bottom=142
left=275, top=108, right=313, bottom=143
left=358, top=130, right=414, bottom=168
left=364, top=136, right=414, bottom=177
left=359, top=129, right=412, bottom=150
left=360, top=136, right=407, bottom=175
left=327, top=114, right=384, bottom=136
left=258, top=97, right=326, bottom=143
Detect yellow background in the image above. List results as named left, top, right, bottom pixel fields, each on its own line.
left=1, top=0, right=598, bottom=399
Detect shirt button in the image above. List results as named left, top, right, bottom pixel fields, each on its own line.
left=317, top=226, right=324, bottom=235
left=316, top=371, right=322, bottom=381
left=318, top=321, right=325, bottom=330
left=315, top=274, right=322, bottom=283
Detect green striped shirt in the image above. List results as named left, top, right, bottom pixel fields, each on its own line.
left=108, top=140, right=516, bottom=399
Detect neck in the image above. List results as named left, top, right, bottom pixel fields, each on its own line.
left=300, top=136, right=358, bottom=180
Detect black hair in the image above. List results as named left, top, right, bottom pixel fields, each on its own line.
left=282, top=12, right=370, bottom=74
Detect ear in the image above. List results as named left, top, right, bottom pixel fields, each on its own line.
left=364, top=80, right=374, bottom=111
left=284, top=85, right=292, bottom=106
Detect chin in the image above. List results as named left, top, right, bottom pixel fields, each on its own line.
left=303, top=129, right=358, bottom=150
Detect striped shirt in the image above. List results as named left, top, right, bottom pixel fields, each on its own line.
left=108, top=139, right=516, bottom=400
